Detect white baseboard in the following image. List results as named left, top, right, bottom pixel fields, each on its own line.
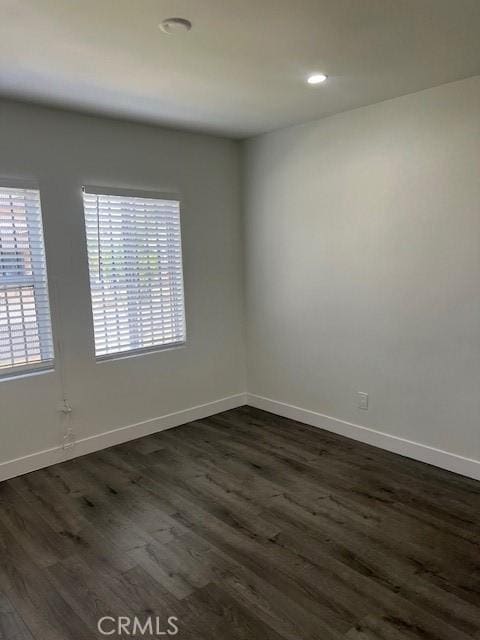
left=3, top=391, right=478, bottom=483
left=247, top=393, right=480, bottom=481
left=0, top=393, right=247, bottom=482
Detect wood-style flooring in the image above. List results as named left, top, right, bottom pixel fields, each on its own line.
left=0, top=406, right=479, bottom=639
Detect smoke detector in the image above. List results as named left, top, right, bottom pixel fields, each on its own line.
left=159, top=17, right=192, bottom=34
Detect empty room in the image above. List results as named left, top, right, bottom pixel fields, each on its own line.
left=0, top=1, right=479, bottom=638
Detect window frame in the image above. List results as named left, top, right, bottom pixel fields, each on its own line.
left=82, top=185, right=187, bottom=362
left=0, top=179, right=55, bottom=379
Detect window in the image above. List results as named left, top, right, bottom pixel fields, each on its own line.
left=83, top=187, right=186, bottom=359
left=0, top=186, right=54, bottom=374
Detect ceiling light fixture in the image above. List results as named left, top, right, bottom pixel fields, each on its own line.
left=307, top=73, right=328, bottom=85
left=159, top=17, right=192, bottom=34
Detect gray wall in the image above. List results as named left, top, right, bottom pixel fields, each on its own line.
left=0, top=100, right=245, bottom=465
left=244, top=76, right=480, bottom=463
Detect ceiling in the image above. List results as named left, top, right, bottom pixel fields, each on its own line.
left=1, top=0, right=480, bottom=138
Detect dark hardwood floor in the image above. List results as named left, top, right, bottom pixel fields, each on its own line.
left=0, top=406, right=479, bottom=639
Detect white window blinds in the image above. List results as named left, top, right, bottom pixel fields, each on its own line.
left=83, top=188, right=186, bottom=358
left=0, top=186, right=54, bottom=373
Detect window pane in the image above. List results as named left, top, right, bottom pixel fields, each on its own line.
left=83, top=190, right=186, bottom=358
left=0, top=187, right=54, bottom=372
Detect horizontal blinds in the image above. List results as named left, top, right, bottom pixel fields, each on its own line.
left=0, top=187, right=54, bottom=371
left=83, top=190, right=186, bottom=358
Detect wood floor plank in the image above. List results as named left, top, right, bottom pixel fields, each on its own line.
left=0, top=406, right=478, bottom=639
left=0, top=592, right=34, bottom=640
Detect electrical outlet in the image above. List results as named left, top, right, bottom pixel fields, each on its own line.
left=357, top=392, right=369, bottom=410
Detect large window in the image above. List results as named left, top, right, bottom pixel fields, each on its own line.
left=0, top=186, right=54, bottom=374
left=83, top=187, right=186, bottom=359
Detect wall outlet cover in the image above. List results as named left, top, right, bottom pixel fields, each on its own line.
left=358, top=392, right=369, bottom=410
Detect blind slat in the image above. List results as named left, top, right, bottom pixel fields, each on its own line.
left=0, top=187, right=54, bottom=373
left=83, top=190, right=186, bottom=358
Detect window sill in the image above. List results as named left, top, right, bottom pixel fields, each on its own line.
left=95, top=341, right=186, bottom=364
left=0, top=364, right=55, bottom=382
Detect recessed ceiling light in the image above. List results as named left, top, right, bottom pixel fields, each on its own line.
left=307, top=73, right=328, bottom=85
left=159, top=17, right=192, bottom=34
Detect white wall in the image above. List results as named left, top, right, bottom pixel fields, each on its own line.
left=244, top=76, right=480, bottom=474
left=0, top=100, right=246, bottom=473
left=2, top=76, right=480, bottom=481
